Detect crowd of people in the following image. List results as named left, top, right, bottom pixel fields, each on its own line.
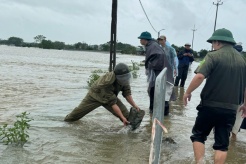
left=137, top=28, right=246, bottom=163
left=64, top=28, right=246, bottom=163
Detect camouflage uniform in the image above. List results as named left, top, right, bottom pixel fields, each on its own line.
left=64, top=72, right=131, bottom=122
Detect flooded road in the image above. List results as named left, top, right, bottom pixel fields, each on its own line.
left=0, top=45, right=245, bottom=164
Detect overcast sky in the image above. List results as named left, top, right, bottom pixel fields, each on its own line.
left=0, top=0, right=245, bottom=51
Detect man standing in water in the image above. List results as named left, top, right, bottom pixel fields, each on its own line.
left=157, top=35, right=178, bottom=115
left=64, top=63, right=145, bottom=129
left=183, top=28, right=246, bottom=163
left=138, top=31, right=173, bottom=115
left=174, top=43, right=194, bottom=87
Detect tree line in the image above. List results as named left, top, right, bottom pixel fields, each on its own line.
left=0, top=35, right=140, bottom=54
left=0, top=35, right=225, bottom=59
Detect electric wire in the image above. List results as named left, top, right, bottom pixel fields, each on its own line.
left=196, top=4, right=214, bottom=31
left=138, top=0, right=157, bottom=32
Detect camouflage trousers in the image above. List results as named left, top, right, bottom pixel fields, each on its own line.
left=64, top=93, right=129, bottom=122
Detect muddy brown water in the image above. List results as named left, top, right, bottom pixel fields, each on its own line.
left=0, top=45, right=245, bottom=164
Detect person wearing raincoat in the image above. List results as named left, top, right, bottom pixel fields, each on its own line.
left=138, top=31, right=173, bottom=116
left=157, top=35, right=178, bottom=115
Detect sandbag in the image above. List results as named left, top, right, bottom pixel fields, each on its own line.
left=127, top=107, right=145, bottom=130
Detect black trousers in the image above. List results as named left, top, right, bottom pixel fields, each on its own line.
left=149, top=86, right=169, bottom=115
left=174, top=64, right=189, bottom=87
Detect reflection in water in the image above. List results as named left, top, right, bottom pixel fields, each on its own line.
left=0, top=46, right=246, bottom=164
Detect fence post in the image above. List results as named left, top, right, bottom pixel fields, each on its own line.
left=149, top=68, right=167, bottom=164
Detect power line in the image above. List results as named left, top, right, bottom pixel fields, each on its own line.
left=139, top=0, right=157, bottom=32
left=196, top=4, right=214, bottom=31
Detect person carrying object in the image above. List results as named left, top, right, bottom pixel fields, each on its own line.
left=64, top=63, right=145, bottom=129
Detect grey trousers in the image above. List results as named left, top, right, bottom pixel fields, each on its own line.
left=64, top=93, right=129, bottom=122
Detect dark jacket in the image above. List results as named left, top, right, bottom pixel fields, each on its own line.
left=177, top=48, right=194, bottom=66
left=145, top=40, right=173, bottom=83
left=145, top=40, right=165, bottom=71
left=234, top=45, right=243, bottom=52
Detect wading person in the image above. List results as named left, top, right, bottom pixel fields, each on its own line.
left=64, top=63, right=145, bottom=129
left=232, top=42, right=246, bottom=138
left=174, top=43, right=194, bottom=87
left=157, top=35, right=178, bottom=115
left=183, top=28, right=246, bottom=163
left=138, top=31, right=173, bottom=116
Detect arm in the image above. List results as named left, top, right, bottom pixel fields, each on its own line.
left=145, top=54, right=158, bottom=69
left=111, top=104, right=129, bottom=126
left=177, top=51, right=184, bottom=59
left=183, top=73, right=205, bottom=106
left=239, top=88, right=246, bottom=117
left=125, top=95, right=140, bottom=111
left=170, top=47, right=178, bottom=76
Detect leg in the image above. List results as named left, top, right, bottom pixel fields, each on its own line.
left=164, top=101, right=169, bottom=116
left=64, top=94, right=101, bottom=122
left=193, top=141, right=205, bottom=163
left=190, top=105, right=216, bottom=163
left=148, top=86, right=155, bottom=114
left=213, top=108, right=236, bottom=163
left=174, top=66, right=184, bottom=86
left=214, top=150, right=227, bottom=164
left=180, top=65, right=189, bottom=87
left=103, top=98, right=129, bottom=120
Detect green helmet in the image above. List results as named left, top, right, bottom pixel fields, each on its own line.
left=138, top=31, right=152, bottom=40
left=207, top=28, right=236, bottom=44
left=114, top=63, right=130, bottom=75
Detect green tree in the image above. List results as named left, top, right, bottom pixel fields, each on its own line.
left=74, top=42, right=88, bottom=50
left=100, top=43, right=110, bottom=51
left=53, top=41, right=65, bottom=50
left=40, top=40, right=54, bottom=49
left=198, top=49, right=208, bottom=58
left=7, top=37, right=23, bottom=46
left=34, top=35, right=46, bottom=43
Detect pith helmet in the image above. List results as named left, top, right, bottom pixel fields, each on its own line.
left=138, top=31, right=152, bottom=40
left=207, top=28, right=236, bottom=44
left=114, top=63, right=130, bottom=75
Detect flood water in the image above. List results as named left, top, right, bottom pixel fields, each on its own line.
left=0, top=45, right=245, bottom=164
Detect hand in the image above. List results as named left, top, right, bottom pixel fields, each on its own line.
left=174, top=70, right=177, bottom=77
left=239, top=104, right=246, bottom=118
left=134, top=106, right=140, bottom=111
left=183, top=92, right=192, bottom=106
left=183, top=53, right=188, bottom=56
left=122, top=117, right=130, bottom=126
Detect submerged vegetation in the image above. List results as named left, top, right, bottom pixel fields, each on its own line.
left=87, top=61, right=141, bottom=87
left=0, top=112, right=32, bottom=146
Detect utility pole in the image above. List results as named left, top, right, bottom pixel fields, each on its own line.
left=211, top=0, right=223, bottom=50
left=191, top=25, right=197, bottom=50
left=157, top=29, right=165, bottom=38
left=213, top=0, right=223, bottom=32
left=109, top=0, right=117, bottom=71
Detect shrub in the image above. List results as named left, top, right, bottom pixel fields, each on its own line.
left=0, top=112, right=32, bottom=145
left=87, top=73, right=100, bottom=87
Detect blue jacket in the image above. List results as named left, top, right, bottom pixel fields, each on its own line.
left=177, top=49, right=194, bottom=66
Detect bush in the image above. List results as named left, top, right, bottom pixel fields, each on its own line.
left=87, top=73, right=100, bottom=87
left=0, top=112, right=32, bottom=145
